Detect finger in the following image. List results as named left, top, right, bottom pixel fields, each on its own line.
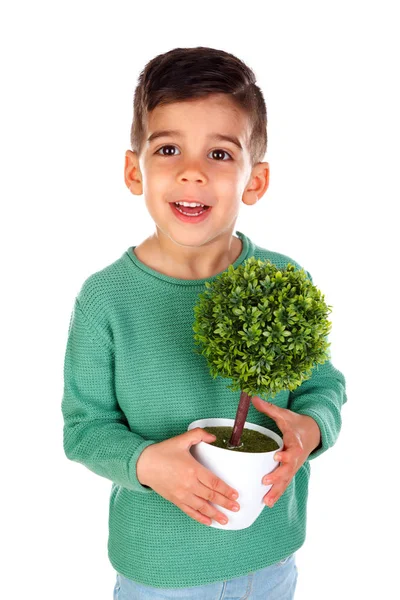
left=197, top=467, right=239, bottom=502
left=264, top=463, right=293, bottom=486
left=192, top=493, right=232, bottom=526
left=272, top=451, right=300, bottom=476
left=251, top=397, right=290, bottom=430
left=274, top=450, right=288, bottom=463
left=263, top=479, right=291, bottom=508
left=196, top=480, right=241, bottom=515
left=263, top=488, right=280, bottom=507
left=276, top=428, right=303, bottom=459
left=179, top=502, right=214, bottom=527
left=276, top=439, right=303, bottom=465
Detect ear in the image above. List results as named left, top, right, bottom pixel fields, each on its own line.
left=124, top=150, right=143, bottom=195
left=242, top=162, right=269, bottom=206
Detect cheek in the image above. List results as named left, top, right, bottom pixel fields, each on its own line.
left=214, top=173, right=241, bottom=193
left=219, top=164, right=244, bottom=181
left=142, top=167, right=171, bottom=196
left=218, top=181, right=245, bottom=208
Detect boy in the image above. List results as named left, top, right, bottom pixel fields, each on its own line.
left=62, top=46, right=347, bottom=599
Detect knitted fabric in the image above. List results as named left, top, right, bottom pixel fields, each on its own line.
left=61, top=230, right=347, bottom=588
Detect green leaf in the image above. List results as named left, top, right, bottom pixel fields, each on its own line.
left=192, top=256, right=332, bottom=399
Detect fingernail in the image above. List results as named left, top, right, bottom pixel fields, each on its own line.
left=264, top=478, right=272, bottom=485
left=275, top=454, right=281, bottom=461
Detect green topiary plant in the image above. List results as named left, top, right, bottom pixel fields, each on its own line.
left=192, top=256, right=332, bottom=449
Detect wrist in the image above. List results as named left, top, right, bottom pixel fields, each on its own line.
left=301, top=415, right=321, bottom=453
left=136, top=445, right=153, bottom=487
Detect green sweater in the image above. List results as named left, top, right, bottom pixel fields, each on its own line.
left=61, top=230, right=347, bottom=588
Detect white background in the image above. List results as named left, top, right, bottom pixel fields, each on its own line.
left=1, top=1, right=398, bottom=598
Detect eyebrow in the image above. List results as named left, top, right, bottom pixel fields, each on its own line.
left=146, top=129, right=243, bottom=151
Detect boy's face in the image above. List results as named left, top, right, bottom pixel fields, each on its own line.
left=124, top=93, right=269, bottom=249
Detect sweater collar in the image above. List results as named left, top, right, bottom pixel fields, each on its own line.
left=125, top=230, right=253, bottom=286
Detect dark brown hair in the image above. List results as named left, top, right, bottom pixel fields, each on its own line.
left=130, top=46, right=267, bottom=167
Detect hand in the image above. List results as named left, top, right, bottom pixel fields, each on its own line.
left=251, top=396, right=321, bottom=508
left=136, top=428, right=241, bottom=527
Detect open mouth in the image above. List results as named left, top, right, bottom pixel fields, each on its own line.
left=170, top=202, right=212, bottom=223
left=172, top=202, right=211, bottom=216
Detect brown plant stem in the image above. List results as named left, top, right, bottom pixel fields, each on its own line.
left=228, top=390, right=252, bottom=447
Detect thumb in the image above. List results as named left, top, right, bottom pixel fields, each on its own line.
left=251, top=396, right=278, bottom=413
left=252, top=395, right=273, bottom=407
left=185, top=427, right=216, bottom=449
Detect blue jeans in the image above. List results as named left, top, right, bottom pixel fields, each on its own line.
left=113, top=553, right=297, bottom=599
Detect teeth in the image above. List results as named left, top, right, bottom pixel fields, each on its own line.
left=176, top=206, right=205, bottom=216
left=176, top=201, right=206, bottom=208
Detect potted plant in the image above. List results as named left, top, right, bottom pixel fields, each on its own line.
left=188, top=256, right=332, bottom=530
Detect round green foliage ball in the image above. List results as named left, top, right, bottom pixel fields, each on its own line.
left=192, top=257, right=332, bottom=399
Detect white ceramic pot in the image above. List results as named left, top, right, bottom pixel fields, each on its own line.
left=188, top=418, right=283, bottom=530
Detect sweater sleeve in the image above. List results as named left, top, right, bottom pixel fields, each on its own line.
left=61, top=298, right=156, bottom=492
left=288, top=359, right=347, bottom=460
left=288, top=270, right=348, bottom=460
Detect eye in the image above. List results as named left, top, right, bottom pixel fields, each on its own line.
left=209, top=149, right=232, bottom=161
left=155, top=145, right=232, bottom=161
left=155, top=145, right=180, bottom=157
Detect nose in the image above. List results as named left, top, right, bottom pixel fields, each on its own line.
left=180, top=175, right=205, bottom=184
left=178, top=163, right=207, bottom=184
